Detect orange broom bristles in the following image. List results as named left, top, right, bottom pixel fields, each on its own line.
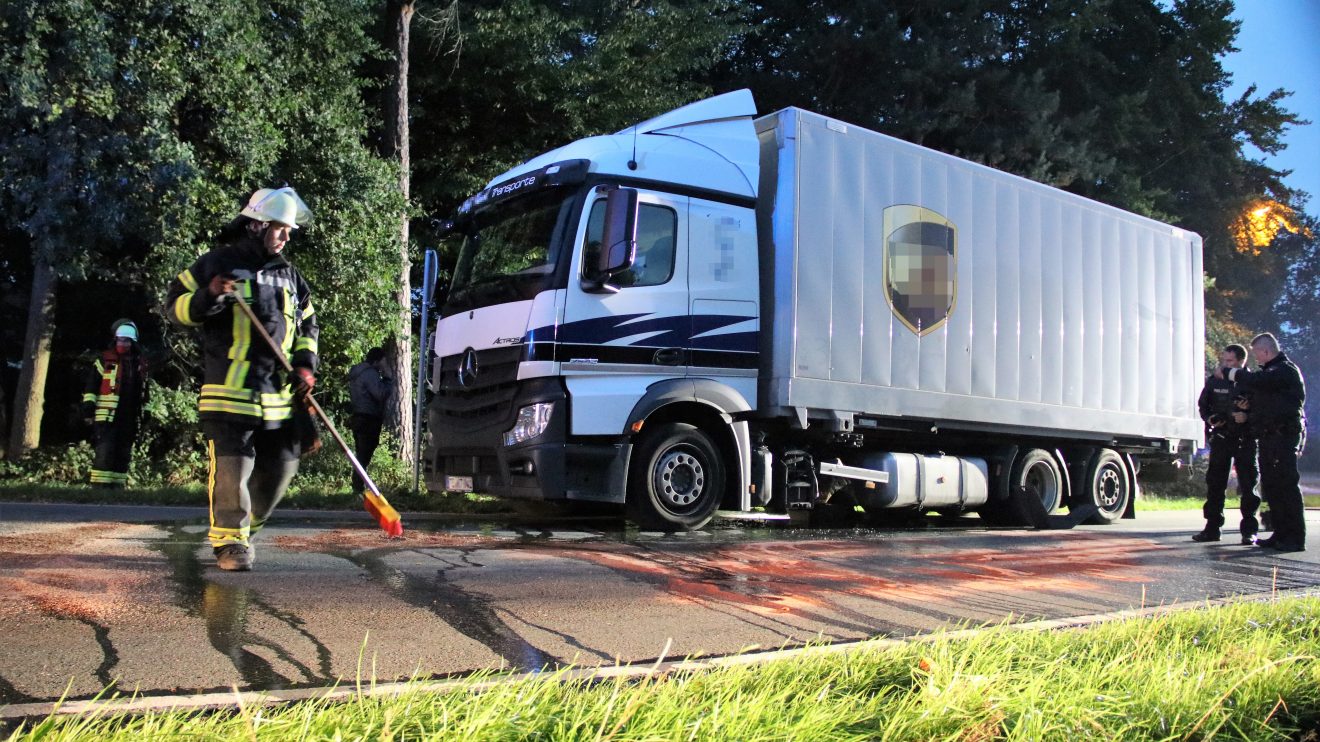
left=364, top=490, right=404, bottom=537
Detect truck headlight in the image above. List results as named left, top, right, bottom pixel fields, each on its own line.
left=504, top=402, right=554, bottom=447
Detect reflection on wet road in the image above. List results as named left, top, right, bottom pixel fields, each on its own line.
left=0, top=504, right=1317, bottom=705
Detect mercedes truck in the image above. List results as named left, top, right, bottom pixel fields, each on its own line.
left=425, top=89, right=1204, bottom=531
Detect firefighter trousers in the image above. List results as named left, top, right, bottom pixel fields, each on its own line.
left=90, top=419, right=137, bottom=487
left=203, top=420, right=300, bottom=548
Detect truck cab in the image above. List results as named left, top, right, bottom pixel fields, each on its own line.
left=428, top=91, right=762, bottom=529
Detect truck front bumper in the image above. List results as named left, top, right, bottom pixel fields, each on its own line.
left=425, top=378, right=631, bottom=503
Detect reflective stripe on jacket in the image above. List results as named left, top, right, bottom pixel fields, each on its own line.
left=164, top=235, right=319, bottom=428
left=82, top=349, right=146, bottom=424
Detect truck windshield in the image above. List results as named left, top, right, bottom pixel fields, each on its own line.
left=444, top=189, right=574, bottom=315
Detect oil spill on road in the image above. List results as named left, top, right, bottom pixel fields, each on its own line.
left=149, top=525, right=334, bottom=692
left=491, top=532, right=1186, bottom=642
left=325, top=544, right=560, bottom=673
left=0, top=523, right=152, bottom=700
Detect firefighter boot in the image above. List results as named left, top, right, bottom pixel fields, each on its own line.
left=1191, top=527, right=1220, bottom=543
left=214, top=544, right=253, bottom=571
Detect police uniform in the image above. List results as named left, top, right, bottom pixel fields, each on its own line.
left=1195, top=374, right=1259, bottom=540
left=165, top=233, right=318, bottom=550
left=1229, top=353, right=1307, bottom=552
left=82, top=339, right=148, bottom=487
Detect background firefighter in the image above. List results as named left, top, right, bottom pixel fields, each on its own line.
left=81, top=320, right=148, bottom=488
left=165, top=187, right=319, bottom=572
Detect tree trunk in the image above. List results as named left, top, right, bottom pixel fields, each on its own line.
left=7, top=254, right=57, bottom=458
left=387, top=0, right=416, bottom=466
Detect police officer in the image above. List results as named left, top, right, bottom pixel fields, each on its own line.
left=1222, top=332, right=1307, bottom=553
left=165, top=187, right=318, bottom=571
left=1193, top=344, right=1259, bottom=543
left=82, top=319, right=149, bottom=487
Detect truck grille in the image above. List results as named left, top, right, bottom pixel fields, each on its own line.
left=433, top=346, right=524, bottom=428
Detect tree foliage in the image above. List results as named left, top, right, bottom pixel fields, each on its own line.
left=0, top=0, right=403, bottom=447
left=407, top=0, right=740, bottom=213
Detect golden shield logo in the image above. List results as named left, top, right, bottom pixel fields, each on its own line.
left=883, top=205, right=957, bottom=336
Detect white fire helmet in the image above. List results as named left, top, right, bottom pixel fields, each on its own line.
left=113, top=320, right=138, bottom=342
left=239, top=187, right=312, bottom=229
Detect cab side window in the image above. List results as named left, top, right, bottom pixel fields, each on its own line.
left=582, top=199, right=677, bottom=287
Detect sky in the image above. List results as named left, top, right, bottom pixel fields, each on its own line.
left=1223, top=0, right=1320, bottom=216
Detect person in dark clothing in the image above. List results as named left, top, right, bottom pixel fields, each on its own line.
left=347, top=347, right=392, bottom=495
left=1192, top=344, right=1259, bottom=543
left=164, top=187, right=318, bottom=571
left=1221, top=332, right=1307, bottom=553
left=82, top=319, right=149, bottom=488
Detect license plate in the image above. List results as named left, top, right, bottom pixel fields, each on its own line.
left=445, top=475, right=474, bottom=493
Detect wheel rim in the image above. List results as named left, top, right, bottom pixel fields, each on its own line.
left=1023, top=460, right=1061, bottom=512
left=653, top=447, right=706, bottom=512
left=1096, top=464, right=1125, bottom=512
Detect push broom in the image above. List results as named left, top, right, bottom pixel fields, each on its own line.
left=231, top=292, right=404, bottom=537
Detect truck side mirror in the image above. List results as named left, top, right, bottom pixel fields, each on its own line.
left=597, top=188, right=639, bottom=280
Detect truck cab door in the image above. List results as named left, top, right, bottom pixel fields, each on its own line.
left=563, top=187, right=690, bottom=436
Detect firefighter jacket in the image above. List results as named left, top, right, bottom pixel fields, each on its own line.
left=1229, top=352, right=1306, bottom=438
left=82, top=347, right=148, bottom=425
left=165, top=235, right=319, bottom=428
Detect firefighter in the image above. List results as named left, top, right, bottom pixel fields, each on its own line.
left=82, top=320, right=149, bottom=488
left=1192, top=344, right=1259, bottom=543
left=165, top=187, right=318, bottom=571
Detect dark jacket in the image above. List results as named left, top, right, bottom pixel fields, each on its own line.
left=348, top=362, right=392, bottom=419
left=1230, top=352, right=1306, bottom=437
left=164, top=235, right=319, bottom=428
left=1197, top=374, right=1249, bottom=438
left=82, top=346, right=148, bottom=426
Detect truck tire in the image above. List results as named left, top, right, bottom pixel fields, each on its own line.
left=1077, top=448, right=1130, bottom=525
left=626, top=423, right=725, bottom=531
left=1015, top=449, right=1064, bottom=514
left=982, top=448, right=1062, bottom=526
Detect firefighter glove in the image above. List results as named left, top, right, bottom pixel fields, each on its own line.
left=207, top=273, right=237, bottom=299
left=292, top=367, right=316, bottom=399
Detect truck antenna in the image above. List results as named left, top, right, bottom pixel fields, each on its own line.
left=628, top=126, right=638, bottom=171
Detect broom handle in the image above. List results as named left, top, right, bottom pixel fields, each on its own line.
left=230, top=293, right=384, bottom=498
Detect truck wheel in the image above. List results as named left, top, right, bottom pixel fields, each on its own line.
left=1013, top=448, right=1063, bottom=514
left=982, top=449, right=1061, bottom=526
left=1078, top=449, right=1130, bottom=525
left=626, top=423, right=725, bottom=531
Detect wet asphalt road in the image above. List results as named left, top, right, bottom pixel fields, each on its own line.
left=1, top=500, right=1318, bottom=707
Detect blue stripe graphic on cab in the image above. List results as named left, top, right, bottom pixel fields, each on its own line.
left=531, top=314, right=755, bottom=352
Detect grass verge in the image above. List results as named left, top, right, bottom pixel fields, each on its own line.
left=1138, top=493, right=1320, bottom=511
left=7, top=597, right=1320, bottom=741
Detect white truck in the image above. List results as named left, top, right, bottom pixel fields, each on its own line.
left=426, top=90, right=1204, bottom=531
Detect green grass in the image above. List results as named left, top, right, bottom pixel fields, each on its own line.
left=8, top=597, right=1320, bottom=741
left=1139, top=493, right=1320, bottom=511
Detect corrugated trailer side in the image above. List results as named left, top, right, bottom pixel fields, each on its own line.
left=755, top=108, right=1203, bottom=448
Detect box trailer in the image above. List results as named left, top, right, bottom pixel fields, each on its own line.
left=426, top=90, right=1204, bottom=531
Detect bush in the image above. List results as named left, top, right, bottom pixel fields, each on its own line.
left=0, top=440, right=95, bottom=483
